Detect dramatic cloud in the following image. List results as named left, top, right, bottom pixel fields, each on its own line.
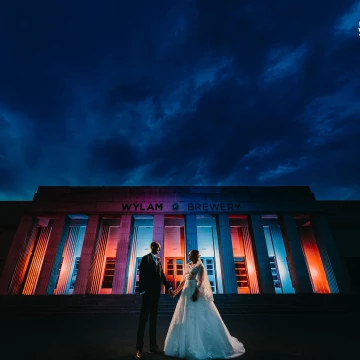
left=0, top=0, right=359, bottom=200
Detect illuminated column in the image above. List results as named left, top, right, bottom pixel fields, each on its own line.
left=217, top=215, right=237, bottom=294
left=153, top=215, right=165, bottom=264
left=35, top=215, right=70, bottom=295
left=185, top=215, right=198, bottom=255
left=0, top=216, right=38, bottom=295
left=242, top=226, right=260, bottom=293
left=279, top=215, right=313, bottom=293
left=126, top=224, right=137, bottom=294
left=73, top=215, right=101, bottom=294
left=22, top=224, right=53, bottom=295
left=311, top=214, right=350, bottom=293
left=112, top=215, right=132, bottom=294
left=56, top=226, right=80, bottom=294
left=88, top=224, right=109, bottom=294
left=248, top=215, right=275, bottom=294
left=268, top=225, right=295, bottom=293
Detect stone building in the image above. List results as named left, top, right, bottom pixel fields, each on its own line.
left=0, top=186, right=359, bottom=296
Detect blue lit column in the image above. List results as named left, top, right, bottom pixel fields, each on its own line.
left=279, top=215, right=313, bottom=293
left=217, top=215, right=237, bottom=294
left=185, top=215, right=198, bottom=255
left=249, top=215, right=275, bottom=294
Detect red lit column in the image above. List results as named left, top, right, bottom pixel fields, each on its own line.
left=242, top=225, right=260, bottom=293
left=0, top=216, right=38, bottom=295
left=249, top=215, right=275, bottom=294
left=89, top=224, right=109, bottom=294
left=22, top=224, right=53, bottom=295
left=112, top=215, right=132, bottom=294
left=73, top=215, right=101, bottom=294
left=35, top=215, right=70, bottom=295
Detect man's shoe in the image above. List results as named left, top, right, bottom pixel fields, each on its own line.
left=149, top=345, right=164, bottom=354
left=135, top=350, right=143, bottom=359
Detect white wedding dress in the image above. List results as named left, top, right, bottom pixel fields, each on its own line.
left=164, top=261, right=245, bottom=360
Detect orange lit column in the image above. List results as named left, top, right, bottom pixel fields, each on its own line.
left=73, top=215, right=101, bottom=294
left=112, top=215, right=132, bottom=294
left=249, top=215, right=275, bottom=294
left=35, top=215, right=71, bottom=295
left=311, top=214, right=350, bottom=293
left=185, top=215, right=198, bottom=256
left=153, top=215, right=165, bottom=264
left=279, top=215, right=312, bottom=293
left=0, top=216, right=38, bottom=295
left=22, top=223, right=53, bottom=295
left=217, top=215, right=237, bottom=294
left=242, top=225, right=260, bottom=293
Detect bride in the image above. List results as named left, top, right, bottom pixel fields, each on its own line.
left=164, top=250, right=245, bottom=359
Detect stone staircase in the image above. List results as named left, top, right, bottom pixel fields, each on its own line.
left=1, top=294, right=359, bottom=315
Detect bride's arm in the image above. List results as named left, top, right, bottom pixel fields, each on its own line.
left=173, top=280, right=185, bottom=296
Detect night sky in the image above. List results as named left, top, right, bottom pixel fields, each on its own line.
left=0, top=0, right=360, bottom=201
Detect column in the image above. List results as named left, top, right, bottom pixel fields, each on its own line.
left=279, top=215, right=313, bottom=293
left=248, top=215, right=275, bottom=294
left=0, top=216, right=37, bottom=295
left=242, top=225, right=260, bottom=293
left=88, top=224, right=109, bottom=294
left=153, top=215, right=165, bottom=263
left=22, top=224, right=53, bottom=295
left=311, top=214, right=350, bottom=293
left=185, top=215, right=198, bottom=255
left=112, top=215, right=132, bottom=294
left=73, top=215, right=101, bottom=294
left=35, top=215, right=70, bottom=295
left=56, top=226, right=80, bottom=294
left=269, top=225, right=295, bottom=293
left=217, top=215, right=237, bottom=294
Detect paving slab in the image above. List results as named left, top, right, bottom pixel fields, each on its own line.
left=0, top=312, right=358, bottom=360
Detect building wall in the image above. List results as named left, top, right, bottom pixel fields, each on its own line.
left=0, top=186, right=358, bottom=294
left=0, top=201, right=31, bottom=276
left=321, top=201, right=360, bottom=293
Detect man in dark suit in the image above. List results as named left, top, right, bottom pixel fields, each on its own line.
left=135, top=241, right=174, bottom=359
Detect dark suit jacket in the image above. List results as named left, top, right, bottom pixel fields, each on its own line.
left=138, top=253, right=171, bottom=294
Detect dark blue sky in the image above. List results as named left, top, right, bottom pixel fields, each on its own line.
left=0, top=0, right=360, bottom=201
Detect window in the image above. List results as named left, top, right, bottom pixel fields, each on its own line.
left=69, top=257, right=80, bottom=290
left=101, top=257, right=116, bottom=289
left=234, top=258, right=249, bottom=288
left=269, top=256, right=282, bottom=290
left=54, top=257, right=64, bottom=290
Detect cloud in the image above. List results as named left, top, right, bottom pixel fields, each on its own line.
left=0, top=0, right=359, bottom=201
left=334, top=1, right=360, bottom=36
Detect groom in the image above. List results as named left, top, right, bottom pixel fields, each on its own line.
left=135, top=241, right=174, bottom=359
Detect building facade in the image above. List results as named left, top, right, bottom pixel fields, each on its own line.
left=0, top=186, right=359, bottom=296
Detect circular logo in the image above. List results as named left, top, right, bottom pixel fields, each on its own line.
left=172, top=203, right=179, bottom=211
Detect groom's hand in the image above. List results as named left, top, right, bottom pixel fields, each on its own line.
left=168, top=289, right=175, bottom=297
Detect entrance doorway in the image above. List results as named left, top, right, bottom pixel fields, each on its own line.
left=165, top=257, right=184, bottom=290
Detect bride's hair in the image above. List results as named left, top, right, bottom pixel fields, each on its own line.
left=189, top=250, right=201, bottom=258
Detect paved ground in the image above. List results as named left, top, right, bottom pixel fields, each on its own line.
left=0, top=311, right=358, bottom=360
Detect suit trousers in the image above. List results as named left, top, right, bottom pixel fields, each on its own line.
left=136, top=292, right=160, bottom=350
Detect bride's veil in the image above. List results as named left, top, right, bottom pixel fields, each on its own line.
left=196, top=260, right=214, bottom=302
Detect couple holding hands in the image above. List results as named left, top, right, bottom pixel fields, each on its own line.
left=135, top=242, right=245, bottom=360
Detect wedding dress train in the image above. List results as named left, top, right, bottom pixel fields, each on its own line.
left=164, top=262, right=245, bottom=360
